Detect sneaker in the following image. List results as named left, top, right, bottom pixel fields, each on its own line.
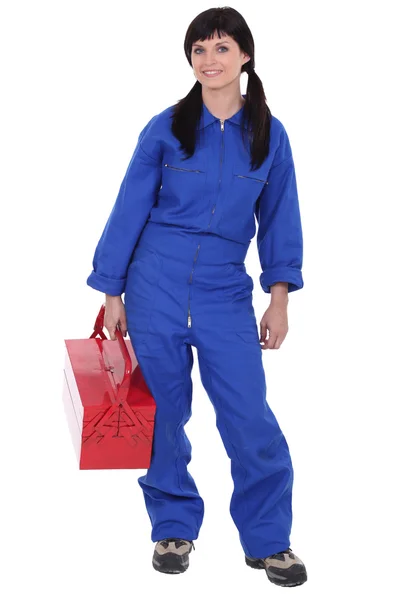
left=152, top=537, right=195, bottom=574
left=245, top=547, right=307, bottom=587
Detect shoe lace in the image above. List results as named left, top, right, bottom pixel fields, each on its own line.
left=163, top=537, right=195, bottom=550
left=269, top=546, right=292, bottom=558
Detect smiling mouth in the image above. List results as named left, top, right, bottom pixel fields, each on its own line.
left=203, top=70, right=223, bottom=76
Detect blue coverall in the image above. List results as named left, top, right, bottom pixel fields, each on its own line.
left=87, top=94, right=304, bottom=559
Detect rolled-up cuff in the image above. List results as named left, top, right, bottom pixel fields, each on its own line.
left=260, top=267, right=304, bottom=294
left=86, top=271, right=126, bottom=296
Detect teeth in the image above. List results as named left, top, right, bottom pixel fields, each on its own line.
left=204, top=70, right=221, bottom=74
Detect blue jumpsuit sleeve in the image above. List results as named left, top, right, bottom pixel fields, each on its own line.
left=86, top=115, right=162, bottom=296
left=255, top=124, right=304, bottom=294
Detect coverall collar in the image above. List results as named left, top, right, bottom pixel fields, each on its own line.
left=199, top=94, right=248, bottom=129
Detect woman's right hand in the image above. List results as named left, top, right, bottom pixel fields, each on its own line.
left=104, top=295, right=128, bottom=340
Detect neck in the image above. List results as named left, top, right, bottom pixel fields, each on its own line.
left=202, top=88, right=245, bottom=121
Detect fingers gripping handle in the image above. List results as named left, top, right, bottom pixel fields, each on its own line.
left=89, top=304, right=133, bottom=407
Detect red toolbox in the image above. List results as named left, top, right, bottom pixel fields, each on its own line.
left=62, top=304, right=156, bottom=470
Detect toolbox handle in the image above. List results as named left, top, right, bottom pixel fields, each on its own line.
left=89, top=304, right=133, bottom=405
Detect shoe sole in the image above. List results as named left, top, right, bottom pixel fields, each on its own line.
left=152, top=547, right=192, bottom=574
left=245, top=556, right=307, bottom=587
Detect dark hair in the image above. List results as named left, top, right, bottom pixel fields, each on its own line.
left=171, top=6, right=272, bottom=171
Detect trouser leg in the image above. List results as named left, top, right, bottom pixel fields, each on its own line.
left=130, top=336, right=204, bottom=543
left=195, top=303, right=294, bottom=558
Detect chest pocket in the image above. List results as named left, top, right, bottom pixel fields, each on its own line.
left=233, top=169, right=268, bottom=190
left=161, top=163, right=205, bottom=194
left=164, top=163, right=204, bottom=174
left=231, top=164, right=269, bottom=206
left=234, top=173, right=268, bottom=184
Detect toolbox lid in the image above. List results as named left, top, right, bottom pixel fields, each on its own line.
left=64, top=338, right=155, bottom=408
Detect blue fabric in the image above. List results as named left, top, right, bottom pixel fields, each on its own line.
left=87, top=95, right=303, bottom=296
left=86, top=96, right=303, bottom=558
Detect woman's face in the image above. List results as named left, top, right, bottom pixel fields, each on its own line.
left=191, top=32, right=250, bottom=89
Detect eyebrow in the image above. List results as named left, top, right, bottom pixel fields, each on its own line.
left=192, top=40, right=231, bottom=47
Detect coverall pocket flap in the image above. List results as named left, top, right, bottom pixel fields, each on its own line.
left=125, top=247, right=163, bottom=340
left=226, top=263, right=253, bottom=288
left=128, top=246, right=163, bottom=284
left=223, top=263, right=254, bottom=302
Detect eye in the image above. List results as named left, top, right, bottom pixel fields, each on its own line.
left=194, top=46, right=228, bottom=54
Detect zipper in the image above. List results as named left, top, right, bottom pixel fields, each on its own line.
left=164, top=163, right=204, bottom=173
left=187, top=119, right=224, bottom=328
left=206, top=119, right=225, bottom=230
left=235, top=174, right=268, bottom=184
left=187, top=243, right=201, bottom=328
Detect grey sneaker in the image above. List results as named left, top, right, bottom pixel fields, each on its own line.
left=152, top=537, right=195, bottom=574
left=245, top=547, right=307, bottom=587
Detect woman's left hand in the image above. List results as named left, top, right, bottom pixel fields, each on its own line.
left=259, top=302, right=289, bottom=350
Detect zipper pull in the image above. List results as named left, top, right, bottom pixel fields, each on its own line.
left=220, top=119, right=224, bottom=131
left=188, top=314, right=192, bottom=328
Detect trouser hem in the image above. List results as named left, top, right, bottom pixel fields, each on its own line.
left=152, top=531, right=199, bottom=543
left=244, top=540, right=291, bottom=559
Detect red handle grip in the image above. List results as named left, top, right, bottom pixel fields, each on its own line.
left=89, top=304, right=133, bottom=405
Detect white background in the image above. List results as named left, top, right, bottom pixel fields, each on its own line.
left=1, top=1, right=399, bottom=598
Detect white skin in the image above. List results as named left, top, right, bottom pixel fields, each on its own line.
left=104, top=32, right=289, bottom=348
left=192, top=31, right=290, bottom=351
left=191, top=31, right=250, bottom=120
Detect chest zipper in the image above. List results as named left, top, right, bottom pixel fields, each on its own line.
left=164, top=163, right=204, bottom=173
left=187, top=119, right=225, bottom=329
left=235, top=174, right=268, bottom=184
left=206, top=119, right=224, bottom=230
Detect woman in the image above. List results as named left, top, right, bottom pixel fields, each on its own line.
left=87, top=6, right=307, bottom=586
